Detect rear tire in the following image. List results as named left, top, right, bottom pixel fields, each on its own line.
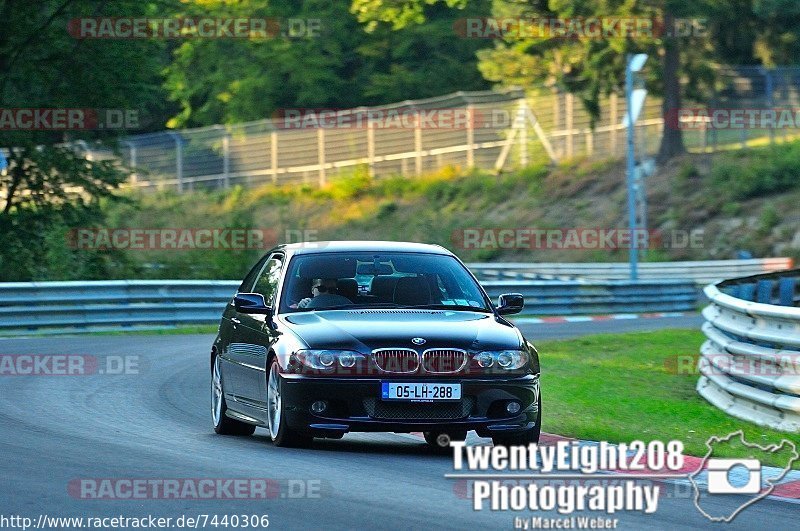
left=212, top=355, right=256, bottom=436
left=491, top=394, right=541, bottom=446
left=267, top=358, right=312, bottom=448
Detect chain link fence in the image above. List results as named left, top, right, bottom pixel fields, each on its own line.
left=84, top=67, right=800, bottom=192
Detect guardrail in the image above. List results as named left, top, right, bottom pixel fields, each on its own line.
left=467, top=258, right=793, bottom=285
left=0, top=278, right=696, bottom=333
left=697, top=269, right=800, bottom=433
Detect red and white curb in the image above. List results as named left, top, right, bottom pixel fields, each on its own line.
left=512, top=312, right=692, bottom=324
left=398, top=431, right=800, bottom=503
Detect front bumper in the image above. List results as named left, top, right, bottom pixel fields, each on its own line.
left=280, top=374, right=540, bottom=436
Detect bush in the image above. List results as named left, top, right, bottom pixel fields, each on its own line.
left=711, top=141, right=800, bottom=200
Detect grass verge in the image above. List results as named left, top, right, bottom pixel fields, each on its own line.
left=539, top=329, right=799, bottom=468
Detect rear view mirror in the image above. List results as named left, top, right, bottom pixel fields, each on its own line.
left=356, top=263, right=393, bottom=276
left=496, top=293, right=524, bottom=315
left=233, top=293, right=273, bottom=315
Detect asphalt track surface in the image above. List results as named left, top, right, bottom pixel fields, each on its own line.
left=0, top=317, right=795, bottom=530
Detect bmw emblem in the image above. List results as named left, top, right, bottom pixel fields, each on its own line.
left=411, top=337, right=426, bottom=345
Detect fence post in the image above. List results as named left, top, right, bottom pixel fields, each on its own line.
left=122, top=141, right=137, bottom=185
left=585, top=128, right=593, bottom=156
left=765, top=68, right=775, bottom=145
left=518, top=99, right=528, bottom=167
left=221, top=129, right=230, bottom=189
left=270, top=131, right=278, bottom=184
left=317, top=128, right=326, bottom=186
left=414, top=115, right=423, bottom=176
left=553, top=92, right=561, bottom=157
left=466, top=104, right=475, bottom=167
left=610, top=93, right=618, bottom=156
left=711, top=96, right=719, bottom=151
left=367, top=119, right=376, bottom=177
left=700, top=118, right=708, bottom=152
left=168, top=132, right=184, bottom=193
left=566, top=93, right=574, bottom=158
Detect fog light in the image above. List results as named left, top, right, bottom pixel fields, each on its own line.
left=506, top=401, right=521, bottom=414
left=311, top=400, right=328, bottom=414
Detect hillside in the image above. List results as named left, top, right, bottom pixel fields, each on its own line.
left=89, top=141, right=800, bottom=279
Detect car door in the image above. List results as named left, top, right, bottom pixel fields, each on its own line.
left=218, top=254, right=269, bottom=402
left=229, top=253, right=284, bottom=413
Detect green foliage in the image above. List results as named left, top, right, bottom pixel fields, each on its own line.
left=351, top=0, right=468, bottom=31
left=317, top=168, right=374, bottom=200
left=163, top=0, right=491, bottom=127
left=676, top=162, right=699, bottom=182
left=757, top=204, right=781, bottom=234
left=375, top=200, right=398, bottom=219
left=710, top=141, right=800, bottom=200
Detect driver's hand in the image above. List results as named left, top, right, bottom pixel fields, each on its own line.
left=297, top=297, right=312, bottom=308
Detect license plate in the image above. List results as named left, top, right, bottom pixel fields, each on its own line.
left=381, top=382, right=461, bottom=402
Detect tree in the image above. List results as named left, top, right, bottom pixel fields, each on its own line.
left=0, top=0, right=173, bottom=279
left=351, top=0, right=800, bottom=162
left=163, top=0, right=492, bottom=127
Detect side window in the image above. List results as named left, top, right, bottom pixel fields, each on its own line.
left=238, top=255, right=269, bottom=293
left=252, top=256, right=283, bottom=304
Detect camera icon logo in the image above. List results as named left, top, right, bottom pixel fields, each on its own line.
left=706, top=458, right=761, bottom=495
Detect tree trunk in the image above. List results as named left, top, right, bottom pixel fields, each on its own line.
left=657, top=10, right=686, bottom=162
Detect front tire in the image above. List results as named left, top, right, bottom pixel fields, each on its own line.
left=212, top=355, right=256, bottom=436
left=267, top=357, right=312, bottom=447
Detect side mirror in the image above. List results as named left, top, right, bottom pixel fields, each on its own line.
left=496, top=293, right=524, bottom=315
left=233, top=293, right=273, bottom=315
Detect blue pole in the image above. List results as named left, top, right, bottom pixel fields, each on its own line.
left=625, top=55, right=638, bottom=280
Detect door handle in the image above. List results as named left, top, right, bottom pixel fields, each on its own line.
left=231, top=317, right=241, bottom=325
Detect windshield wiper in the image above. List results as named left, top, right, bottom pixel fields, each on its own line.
left=295, top=302, right=403, bottom=312
left=403, top=304, right=490, bottom=312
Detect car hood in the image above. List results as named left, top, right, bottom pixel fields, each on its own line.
left=280, top=309, right=522, bottom=352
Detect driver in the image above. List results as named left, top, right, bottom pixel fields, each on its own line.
left=296, top=278, right=352, bottom=309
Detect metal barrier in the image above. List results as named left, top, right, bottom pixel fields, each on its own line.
left=481, top=279, right=696, bottom=316
left=697, top=269, right=800, bottom=433
left=0, top=280, right=239, bottom=330
left=0, top=278, right=696, bottom=333
left=467, top=258, right=793, bottom=286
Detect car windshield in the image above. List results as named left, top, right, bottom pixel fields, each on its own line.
left=280, top=252, right=490, bottom=313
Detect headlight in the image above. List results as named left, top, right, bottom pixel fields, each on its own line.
left=473, top=350, right=527, bottom=370
left=475, top=352, right=495, bottom=368
left=318, top=352, right=335, bottom=367
left=338, top=352, right=357, bottom=368
left=295, top=349, right=365, bottom=370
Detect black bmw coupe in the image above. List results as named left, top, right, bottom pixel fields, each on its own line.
left=211, top=241, right=541, bottom=448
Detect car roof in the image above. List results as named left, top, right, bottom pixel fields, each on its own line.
left=277, top=240, right=453, bottom=256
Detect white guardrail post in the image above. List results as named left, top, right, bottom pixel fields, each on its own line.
left=697, top=269, right=800, bottom=433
